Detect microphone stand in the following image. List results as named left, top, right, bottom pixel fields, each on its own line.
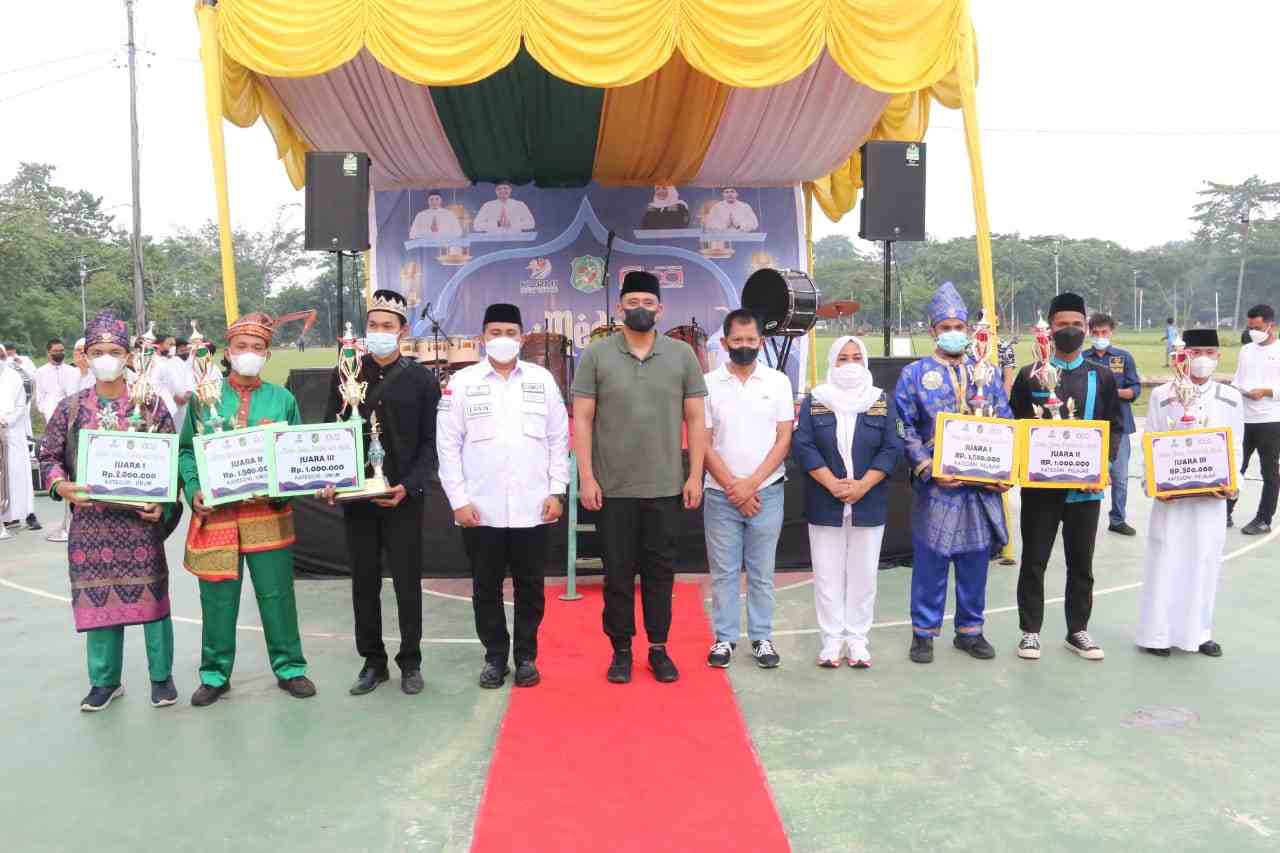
left=602, top=230, right=617, bottom=334
left=420, top=302, right=445, bottom=382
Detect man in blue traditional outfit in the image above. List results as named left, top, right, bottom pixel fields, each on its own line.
left=894, top=282, right=1013, bottom=664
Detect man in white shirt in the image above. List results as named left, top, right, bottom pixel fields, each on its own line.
left=409, top=191, right=464, bottom=239
left=472, top=183, right=536, bottom=234
left=36, top=338, right=80, bottom=541
left=72, top=339, right=94, bottom=392
left=0, top=350, right=36, bottom=531
left=1232, top=303, right=1280, bottom=535
left=437, top=303, right=570, bottom=689
left=702, top=309, right=793, bottom=669
left=704, top=187, right=759, bottom=232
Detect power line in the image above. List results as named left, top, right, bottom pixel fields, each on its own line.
left=0, top=48, right=116, bottom=77
left=0, top=63, right=116, bottom=106
left=930, top=124, right=1280, bottom=138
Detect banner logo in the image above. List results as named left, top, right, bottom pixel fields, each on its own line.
left=526, top=258, right=552, bottom=280
left=571, top=255, right=605, bottom=293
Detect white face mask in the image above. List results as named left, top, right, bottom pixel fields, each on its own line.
left=229, top=351, right=267, bottom=377
left=1190, top=355, right=1218, bottom=379
left=1249, top=328, right=1270, bottom=345
left=90, top=354, right=124, bottom=382
left=485, top=335, right=520, bottom=364
left=830, top=361, right=869, bottom=390
left=365, top=332, right=399, bottom=358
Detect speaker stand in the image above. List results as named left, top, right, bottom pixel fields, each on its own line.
left=882, top=240, right=893, bottom=357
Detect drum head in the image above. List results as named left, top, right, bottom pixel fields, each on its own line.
left=742, top=268, right=791, bottom=334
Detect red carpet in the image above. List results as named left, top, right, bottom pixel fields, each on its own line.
left=470, top=582, right=791, bottom=853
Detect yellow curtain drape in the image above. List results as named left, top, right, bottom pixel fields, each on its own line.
left=214, top=0, right=967, bottom=91
left=221, top=54, right=312, bottom=189
left=197, top=3, right=240, bottom=325
left=592, top=53, right=730, bottom=186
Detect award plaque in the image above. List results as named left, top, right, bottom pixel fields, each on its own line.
left=931, top=413, right=1019, bottom=485
left=267, top=422, right=364, bottom=498
left=193, top=425, right=271, bottom=507
left=1144, top=427, right=1236, bottom=498
left=1018, top=420, right=1110, bottom=490
left=75, top=429, right=180, bottom=505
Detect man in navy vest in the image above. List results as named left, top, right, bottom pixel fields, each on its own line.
left=1084, top=313, right=1142, bottom=535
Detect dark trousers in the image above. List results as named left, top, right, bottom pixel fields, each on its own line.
left=598, top=496, right=680, bottom=649
left=1230, top=422, right=1280, bottom=525
left=1017, top=491, right=1101, bottom=635
left=461, top=525, right=548, bottom=665
left=344, top=497, right=423, bottom=671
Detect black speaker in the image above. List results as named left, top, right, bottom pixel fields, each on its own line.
left=304, top=152, right=371, bottom=252
left=858, top=141, right=926, bottom=242
left=285, top=367, right=335, bottom=424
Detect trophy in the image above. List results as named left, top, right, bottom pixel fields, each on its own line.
left=188, top=321, right=226, bottom=433
left=969, top=310, right=996, bottom=417
left=1029, top=314, right=1072, bottom=420
left=334, top=323, right=392, bottom=501
left=125, top=321, right=159, bottom=432
left=1169, top=337, right=1200, bottom=427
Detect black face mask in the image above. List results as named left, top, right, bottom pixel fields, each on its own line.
left=49, top=353, right=65, bottom=364
left=728, top=345, right=759, bottom=366
left=1053, top=327, right=1085, bottom=353
left=623, top=306, right=657, bottom=332
left=178, top=352, right=190, bottom=361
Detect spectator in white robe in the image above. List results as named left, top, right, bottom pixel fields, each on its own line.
left=0, top=354, right=36, bottom=529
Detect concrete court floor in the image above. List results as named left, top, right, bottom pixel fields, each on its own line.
left=1, top=475, right=1277, bottom=853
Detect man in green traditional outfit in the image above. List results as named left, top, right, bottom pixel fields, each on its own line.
left=178, top=312, right=315, bottom=706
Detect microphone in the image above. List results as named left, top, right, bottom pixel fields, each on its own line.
left=420, top=301, right=433, bottom=320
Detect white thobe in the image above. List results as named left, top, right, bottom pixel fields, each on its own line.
left=409, top=208, right=463, bottom=239
left=704, top=200, right=759, bottom=232
left=472, top=199, right=535, bottom=233
left=35, top=362, right=81, bottom=423
left=0, top=367, right=33, bottom=522
left=1136, top=380, right=1245, bottom=651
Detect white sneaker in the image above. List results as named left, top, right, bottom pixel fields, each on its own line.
left=1017, top=632, right=1041, bottom=660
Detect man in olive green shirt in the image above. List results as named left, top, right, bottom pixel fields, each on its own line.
left=572, top=271, right=708, bottom=685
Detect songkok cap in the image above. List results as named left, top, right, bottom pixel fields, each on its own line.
left=227, top=312, right=275, bottom=345
left=926, top=281, right=967, bottom=327
left=483, top=303, right=522, bottom=328
left=620, top=270, right=661, bottom=299
left=1182, top=328, right=1219, bottom=348
left=84, top=310, right=130, bottom=350
left=1048, top=292, right=1087, bottom=320
left=369, top=289, right=408, bottom=321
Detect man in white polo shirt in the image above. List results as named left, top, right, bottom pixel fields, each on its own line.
left=702, top=309, right=794, bottom=669
left=1232, top=303, right=1280, bottom=535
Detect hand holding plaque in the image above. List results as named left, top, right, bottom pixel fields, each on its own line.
left=931, top=413, right=1019, bottom=486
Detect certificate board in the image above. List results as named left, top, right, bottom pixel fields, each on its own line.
left=1143, top=427, right=1237, bottom=498
left=930, top=413, right=1020, bottom=485
left=266, top=421, right=364, bottom=498
left=1017, top=419, right=1110, bottom=490
left=193, top=425, right=271, bottom=507
left=75, top=429, right=179, bottom=505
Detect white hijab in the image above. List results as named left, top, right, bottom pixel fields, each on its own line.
left=648, top=185, right=682, bottom=209
left=812, top=336, right=882, bottom=495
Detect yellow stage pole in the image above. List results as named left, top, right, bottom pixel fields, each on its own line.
left=803, top=184, right=818, bottom=392
left=196, top=2, right=239, bottom=325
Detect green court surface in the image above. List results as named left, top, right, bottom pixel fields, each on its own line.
left=2, top=473, right=1277, bottom=852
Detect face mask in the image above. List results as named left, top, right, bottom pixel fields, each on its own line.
left=936, top=330, right=968, bottom=355
left=623, top=306, right=657, bottom=333
left=178, top=352, right=189, bottom=361
left=229, top=351, right=267, bottom=377
left=727, top=345, right=759, bottom=366
left=49, top=353, right=65, bottom=364
left=830, top=361, right=869, bottom=390
left=1091, top=337, right=1110, bottom=350
left=366, top=332, right=399, bottom=358
left=1249, top=328, right=1270, bottom=345
left=1190, top=355, right=1218, bottom=379
left=485, top=335, right=521, bottom=364
left=90, top=355, right=124, bottom=382
left=1053, top=327, right=1085, bottom=353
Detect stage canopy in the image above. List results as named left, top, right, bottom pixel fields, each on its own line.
left=195, top=0, right=997, bottom=336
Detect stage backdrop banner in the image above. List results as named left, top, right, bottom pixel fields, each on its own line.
left=372, top=182, right=808, bottom=386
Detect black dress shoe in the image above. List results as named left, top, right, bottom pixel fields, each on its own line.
left=513, top=661, right=540, bottom=687
left=1226, top=515, right=1234, bottom=529
left=1241, top=519, right=1272, bottom=536
left=606, top=649, right=633, bottom=684
left=277, top=675, right=317, bottom=698
left=479, top=662, right=510, bottom=689
left=648, top=646, right=679, bottom=683
left=191, top=682, right=230, bottom=707
left=401, top=669, right=424, bottom=695
left=953, top=633, right=996, bottom=659
left=350, top=666, right=390, bottom=696
left=909, top=635, right=934, bottom=664
left=1141, top=646, right=1171, bottom=657
left=1199, top=640, right=1223, bottom=658
left=1108, top=522, right=1137, bottom=536
left=24, top=513, right=41, bottom=531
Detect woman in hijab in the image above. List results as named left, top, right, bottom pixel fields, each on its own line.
left=640, top=184, right=690, bottom=229
left=792, top=336, right=904, bottom=667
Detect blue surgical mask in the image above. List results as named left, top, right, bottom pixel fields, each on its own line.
left=366, top=332, right=399, bottom=358
left=936, top=330, right=968, bottom=355
left=1092, top=337, right=1111, bottom=350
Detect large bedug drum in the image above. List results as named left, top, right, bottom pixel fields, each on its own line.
left=520, top=332, right=571, bottom=402
left=666, top=325, right=709, bottom=373
left=741, top=268, right=819, bottom=337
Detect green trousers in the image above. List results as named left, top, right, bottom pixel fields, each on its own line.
left=86, top=617, right=174, bottom=688
left=198, top=548, right=307, bottom=687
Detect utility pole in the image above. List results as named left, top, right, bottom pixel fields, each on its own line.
left=1132, top=270, right=1138, bottom=330
left=125, top=0, right=146, bottom=329
left=77, top=258, right=106, bottom=330
left=1233, top=211, right=1250, bottom=329
left=1215, top=291, right=1220, bottom=330
left=1053, top=240, right=1061, bottom=296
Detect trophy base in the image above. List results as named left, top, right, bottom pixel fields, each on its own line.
left=335, top=477, right=395, bottom=503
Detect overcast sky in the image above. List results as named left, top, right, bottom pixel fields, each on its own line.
left=3, top=2, right=1277, bottom=252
